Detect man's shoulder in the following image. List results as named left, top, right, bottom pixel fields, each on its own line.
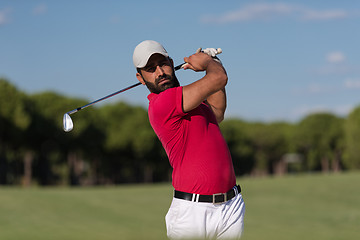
left=148, top=87, right=185, bottom=120
left=148, top=86, right=182, bottom=102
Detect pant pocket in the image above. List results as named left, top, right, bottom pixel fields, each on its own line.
left=165, top=199, right=180, bottom=238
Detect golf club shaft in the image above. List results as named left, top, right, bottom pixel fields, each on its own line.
left=66, top=62, right=185, bottom=115
left=66, top=82, right=142, bottom=115
left=66, top=48, right=222, bottom=115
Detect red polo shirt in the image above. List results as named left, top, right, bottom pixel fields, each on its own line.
left=147, top=87, right=236, bottom=195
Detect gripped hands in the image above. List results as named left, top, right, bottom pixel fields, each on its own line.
left=182, top=52, right=216, bottom=72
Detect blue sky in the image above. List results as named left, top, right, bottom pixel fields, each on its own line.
left=1, top=0, right=360, bottom=122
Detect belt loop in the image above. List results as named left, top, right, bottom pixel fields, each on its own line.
left=191, top=194, right=196, bottom=202
left=195, top=194, right=200, bottom=203
left=234, top=185, right=238, bottom=195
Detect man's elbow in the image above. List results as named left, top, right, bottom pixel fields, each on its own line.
left=214, top=72, right=228, bottom=90
left=217, top=114, right=225, bottom=123
left=215, top=107, right=226, bottom=123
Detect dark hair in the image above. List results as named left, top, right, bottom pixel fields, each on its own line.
left=136, top=68, right=144, bottom=79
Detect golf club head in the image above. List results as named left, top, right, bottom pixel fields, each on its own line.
left=63, top=113, right=74, bottom=132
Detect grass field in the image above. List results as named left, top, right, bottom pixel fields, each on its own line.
left=0, top=172, right=359, bottom=240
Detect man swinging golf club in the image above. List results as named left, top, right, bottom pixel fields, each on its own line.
left=133, top=40, right=245, bottom=239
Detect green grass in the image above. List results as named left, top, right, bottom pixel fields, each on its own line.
left=0, top=172, right=359, bottom=240
left=240, top=172, right=360, bottom=240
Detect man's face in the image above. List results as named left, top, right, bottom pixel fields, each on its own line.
left=136, top=54, right=179, bottom=94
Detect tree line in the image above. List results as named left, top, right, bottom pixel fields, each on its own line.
left=1, top=78, right=359, bottom=186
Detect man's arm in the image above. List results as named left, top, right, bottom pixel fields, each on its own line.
left=204, top=88, right=227, bottom=123
left=182, top=52, right=228, bottom=123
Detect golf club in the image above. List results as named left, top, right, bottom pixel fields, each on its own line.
left=63, top=48, right=222, bottom=132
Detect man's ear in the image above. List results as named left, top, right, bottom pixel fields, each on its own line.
left=136, top=72, right=146, bottom=85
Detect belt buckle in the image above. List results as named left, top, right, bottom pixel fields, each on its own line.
left=212, top=193, right=226, bottom=204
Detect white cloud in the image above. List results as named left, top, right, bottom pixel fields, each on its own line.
left=344, top=78, right=360, bottom=89
left=201, top=3, right=352, bottom=24
left=311, top=52, right=360, bottom=76
left=326, top=51, right=346, bottom=63
left=0, top=8, right=11, bottom=25
left=301, top=9, right=348, bottom=21
left=292, top=82, right=338, bottom=95
left=313, top=65, right=352, bottom=75
left=33, top=4, right=47, bottom=15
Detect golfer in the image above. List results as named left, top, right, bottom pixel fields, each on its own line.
left=133, top=40, right=245, bottom=239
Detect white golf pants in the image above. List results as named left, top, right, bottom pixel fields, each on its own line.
left=165, top=193, right=245, bottom=239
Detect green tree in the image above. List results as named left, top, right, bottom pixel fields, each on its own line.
left=0, top=78, right=31, bottom=185
left=266, top=122, right=295, bottom=175
left=221, top=119, right=255, bottom=176
left=28, top=92, right=70, bottom=185
left=344, top=106, right=360, bottom=169
left=294, top=113, right=344, bottom=172
left=30, top=92, right=105, bottom=185
left=99, top=102, right=167, bottom=183
left=245, top=122, right=293, bottom=176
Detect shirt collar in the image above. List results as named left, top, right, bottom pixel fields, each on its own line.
left=147, top=92, right=157, bottom=101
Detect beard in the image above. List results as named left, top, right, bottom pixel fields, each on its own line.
left=144, top=72, right=180, bottom=94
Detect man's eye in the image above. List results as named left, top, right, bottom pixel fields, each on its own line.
left=146, top=67, right=156, bottom=72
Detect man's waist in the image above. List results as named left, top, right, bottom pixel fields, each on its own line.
left=173, top=185, right=241, bottom=204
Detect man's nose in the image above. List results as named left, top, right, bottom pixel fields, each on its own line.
left=155, top=65, right=165, bottom=75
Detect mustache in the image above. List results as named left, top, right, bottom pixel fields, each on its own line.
left=155, top=74, right=172, bottom=85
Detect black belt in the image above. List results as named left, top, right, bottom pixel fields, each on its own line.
left=174, top=185, right=241, bottom=204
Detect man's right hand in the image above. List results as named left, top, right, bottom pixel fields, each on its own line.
left=182, top=52, right=215, bottom=72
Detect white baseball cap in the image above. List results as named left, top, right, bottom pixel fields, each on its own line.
left=133, top=40, right=169, bottom=68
